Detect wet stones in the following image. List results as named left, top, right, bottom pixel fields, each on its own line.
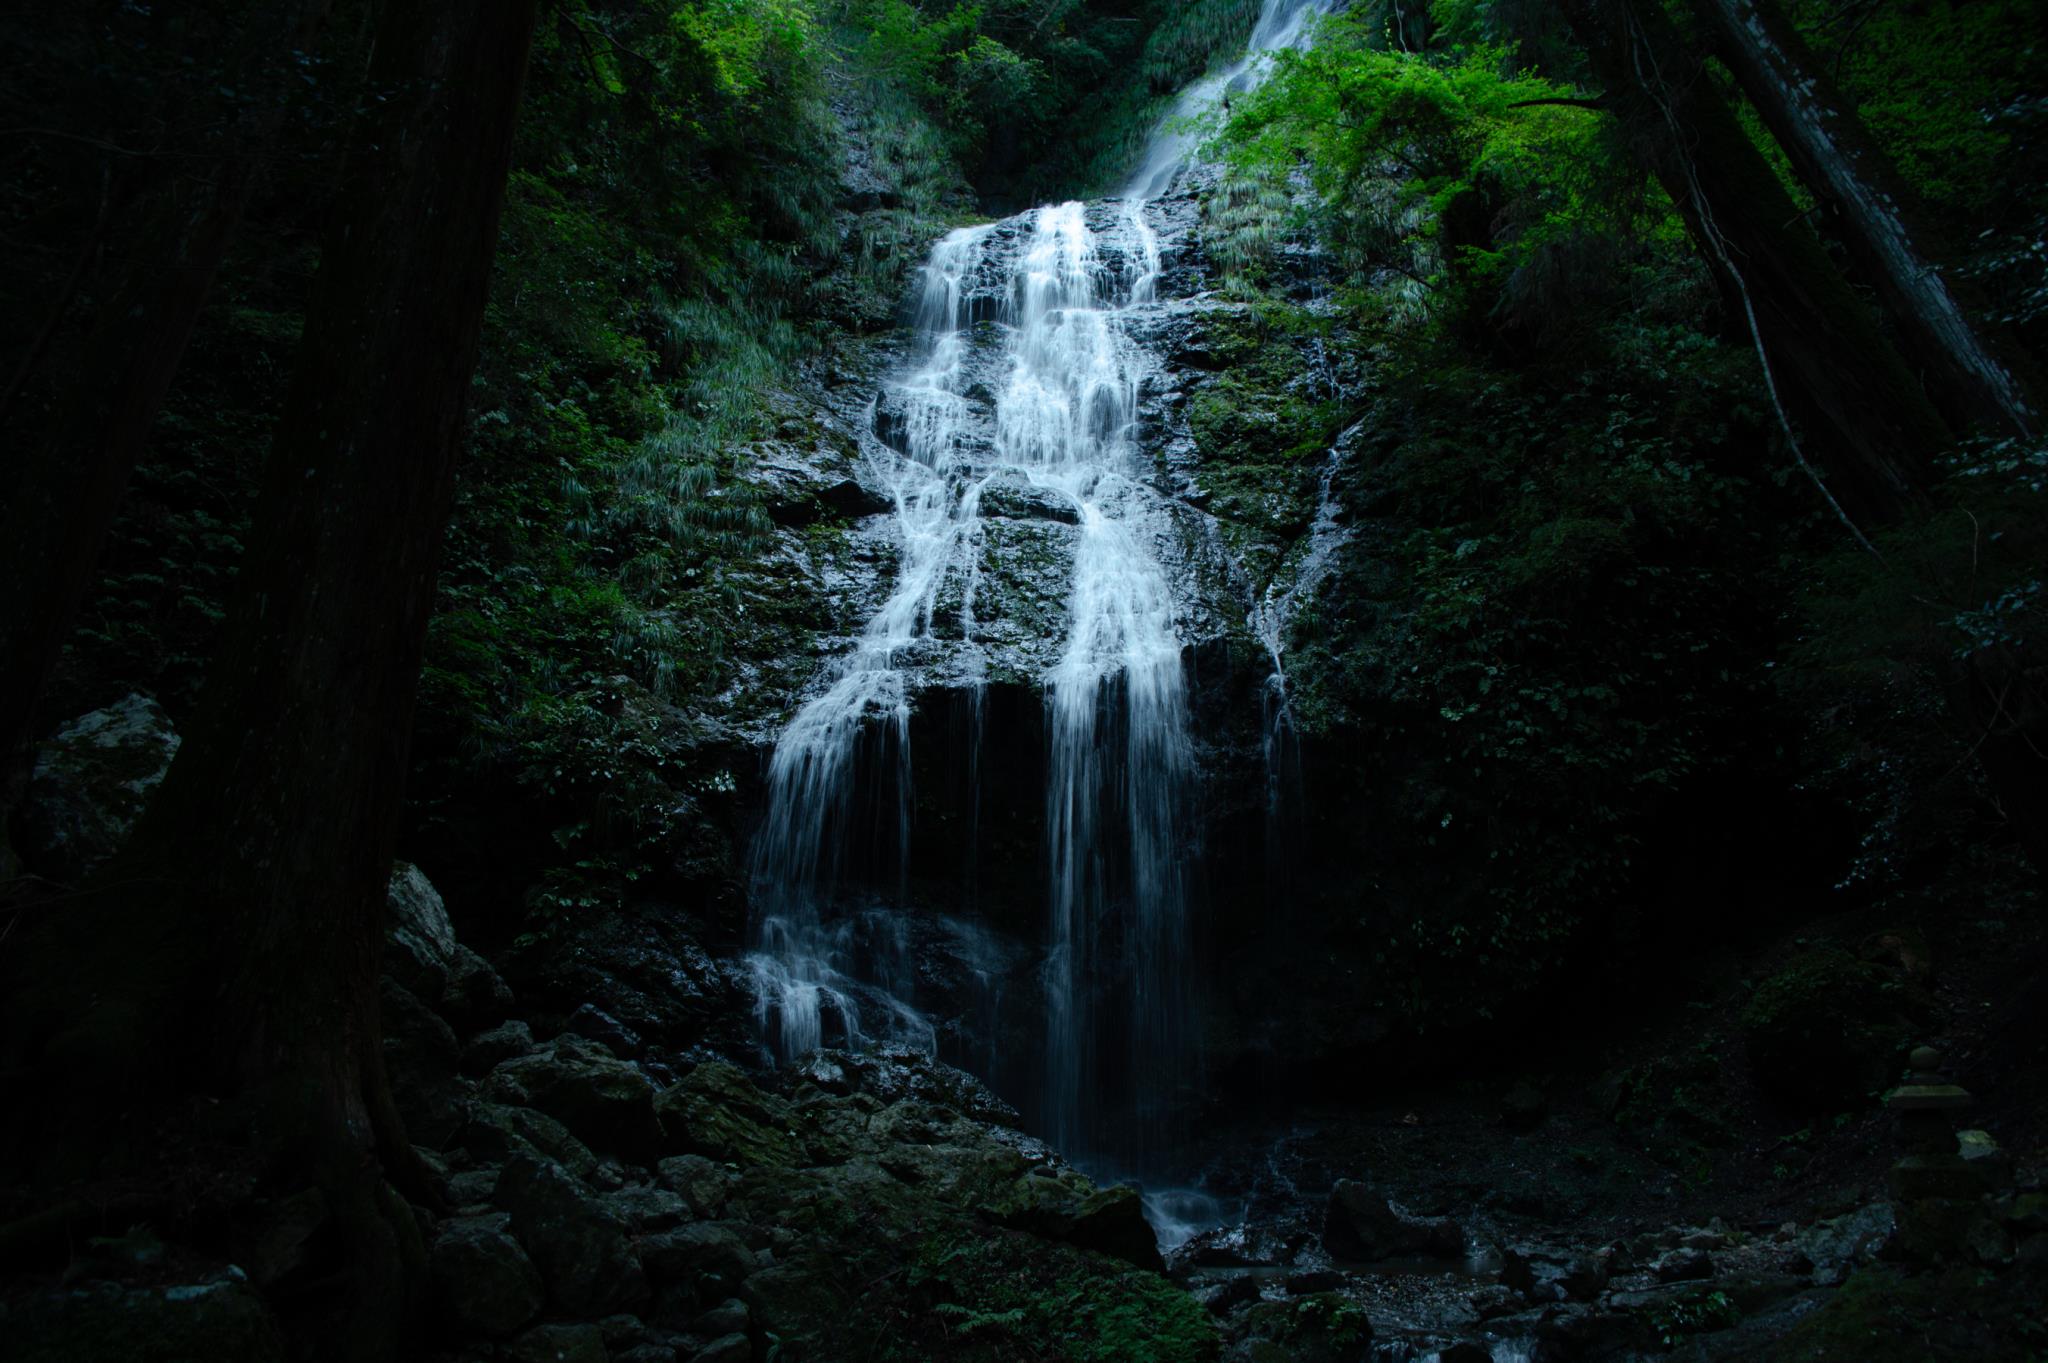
left=1652, top=1247, right=1716, bottom=1283
left=0, top=1277, right=283, bottom=1363
left=1321, top=1181, right=1464, bottom=1262
left=987, top=1180, right=1166, bottom=1272
left=495, top=1155, right=650, bottom=1318
left=655, top=1061, right=804, bottom=1168
left=14, top=693, right=180, bottom=882
left=483, top=1038, right=665, bottom=1165
left=430, top=1213, right=545, bottom=1340
left=464, top=1019, right=541, bottom=1077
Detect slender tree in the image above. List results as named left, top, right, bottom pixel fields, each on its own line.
left=12, top=0, right=539, bottom=1353
left=1691, top=0, right=2040, bottom=438
left=1556, top=0, right=1948, bottom=527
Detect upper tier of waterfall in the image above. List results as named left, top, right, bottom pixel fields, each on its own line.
left=746, top=0, right=1340, bottom=1163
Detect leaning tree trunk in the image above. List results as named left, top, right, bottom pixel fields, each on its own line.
left=0, top=0, right=335, bottom=839
left=19, top=0, right=538, bottom=1354
left=1692, top=0, right=2040, bottom=438
left=1557, top=0, right=1949, bottom=526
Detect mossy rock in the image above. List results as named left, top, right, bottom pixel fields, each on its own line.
left=874, top=1227, right=1218, bottom=1363
left=1765, top=1265, right=2042, bottom=1362
left=655, top=1062, right=804, bottom=1168
left=1236, top=1293, right=1374, bottom=1363
left=1740, top=949, right=1921, bottom=1108
left=0, top=1280, right=282, bottom=1363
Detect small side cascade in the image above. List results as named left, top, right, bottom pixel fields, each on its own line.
left=1250, top=423, right=1359, bottom=855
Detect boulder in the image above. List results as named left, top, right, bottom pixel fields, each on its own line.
left=484, top=1038, right=664, bottom=1163
left=615, top=1347, right=680, bottom=1363
left=1195, top=1275, right=1261, bottom=1315
left=507, top=1322, right=607, bottom=1363
left=0, top=1277, right=281, bottom=1363
left=692, top=1298, right=751, bottom=1338
left=382, top=978, right=471, bottom=1148
left=464, top=1101, right=604, bottom=1180
left=607, top=1184, right=693, bottom=1232
left=564, top=1003, right=643, bottom=1057
left=642, top=1222, right=760, bottom=1303
left=1323, top=1182, right=1463, bottom=1262
left=463, top=1019, right=540, bottom=1077
left=659, top=1154, right=735, bottom=1218
left=15, top=694, right=179, bottom=881
left=655, top=1062, right=803, bottom=1168
left=987, top=1180, right=1165, bottom=1272
left=510, top=906, right=741, bottom=1053
left=385, top=861, right=512, bottom=1028
left=1236, top=1293, right=1373, bottom=1363
left=1654, top=1247, right=1716, bottom=1283
left=688, top=1334, right=753, bottom=1363
left=430, top=1212, right=544, bottom=1340
left=495, top=1155, right=649, bottom=1316
left=1438, top=1345, right=1493, bottom=1363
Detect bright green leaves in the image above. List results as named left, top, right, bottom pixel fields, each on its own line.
left=678, top=0, right=825, bottom=104
left=1221, top=16, right=1660, bottom=341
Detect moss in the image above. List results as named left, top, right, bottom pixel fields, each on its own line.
left=1767, top=1265, right=2048, bottom=1363
left=879, top=1228, right=1218, bottom=1363
left=1739, top=948, right=1922, bottom=1108
left=1238, top=1293, right=1374, bottom=1363
left=1611, top=1043, right=1738, bottom=1185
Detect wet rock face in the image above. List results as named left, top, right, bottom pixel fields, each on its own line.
left=371, top=872, right=1215, bottom=1361
left=389, top=863, right=514, bottom=1019
left=13, top=693, right=179, bottom=881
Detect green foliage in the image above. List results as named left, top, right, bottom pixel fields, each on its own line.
left=1641, top=1288, right=1739, bottom=1347
left=889, top=1231, right=1218, bottom=1363
left=1276, top=323, right=1780, bottom=1020
left=1222, top=20, right=1669, bottom=342
left=1739, top=948, right=1922, bottom=1109
left=1771, top=1265, right=2048, bottom=1363
left=1780, top=434, right=2047, bottom=911
left=1610, top=1042, right=1737, bottom=1184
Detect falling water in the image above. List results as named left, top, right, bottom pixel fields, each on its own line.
left=746, top=227, right=993, bottom=1061
left=1127, top=0, right=1342, bottom=201
left=749, top=0, right=1340, bottom=1161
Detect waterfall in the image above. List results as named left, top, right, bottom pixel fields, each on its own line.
left=746, top=226, right=992, bottom=1061
left=748, top=0, right=1337, bottom=1161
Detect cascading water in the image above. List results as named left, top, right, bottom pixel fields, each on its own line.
left=748, top=0, right=1338, bottom=1163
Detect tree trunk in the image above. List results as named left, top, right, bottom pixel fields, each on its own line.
left=1692, top=0, right=2040, bottom=438
left=1556, top=0, right=1949, bottom=525
left=0, top=1, right=336, bottom=846
left=16, top=0, right=538, bottom=1354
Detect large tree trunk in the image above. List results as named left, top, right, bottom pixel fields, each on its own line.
left=1557, top=0, right=1948, bottom=525
left=1692, top=0, right=2040, bottom=439
left=12, top=0, right=538, bottom=1354
left=0, top=2, right=335, bottom=843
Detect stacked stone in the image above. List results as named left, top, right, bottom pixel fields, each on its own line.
left=1884, top=1045, right=2021, bottom=1266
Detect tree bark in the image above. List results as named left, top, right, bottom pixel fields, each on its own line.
left=16, top=0, right=538, bottom=1354
left=1692, top=0, right=2041, bottom=438
left=0, top=1, right=336, bottom=845
left=1556, top=0, right=1949, bottom=525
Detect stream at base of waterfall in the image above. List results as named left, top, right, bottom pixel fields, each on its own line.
left=746, top=0, right=1341, bottom=1220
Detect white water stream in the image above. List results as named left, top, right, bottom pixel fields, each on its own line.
left=749, top=0, right=1338, bottom=1161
